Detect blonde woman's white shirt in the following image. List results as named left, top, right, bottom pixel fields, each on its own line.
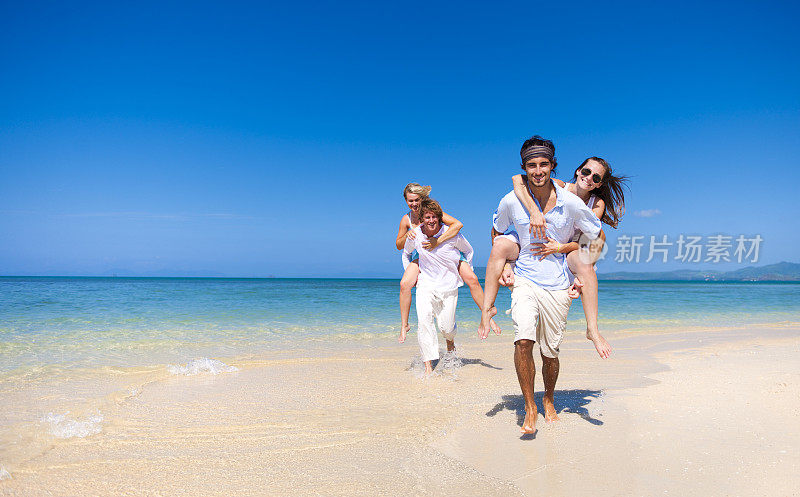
left=403, top=225, right=473, bottom=292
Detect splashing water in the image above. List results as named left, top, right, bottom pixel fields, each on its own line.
left=408, top=347, right=464, bottom=379
left=167, top=358, right=238, bottom=375
left=42, top=412, right=103, bottom=439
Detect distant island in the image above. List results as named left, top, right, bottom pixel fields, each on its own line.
left=473, top=262, right=800, bottom=282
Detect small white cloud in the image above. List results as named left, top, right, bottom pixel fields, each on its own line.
left=634, top=209, right=662, bottom=218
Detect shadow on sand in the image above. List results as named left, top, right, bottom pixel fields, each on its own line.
left=485, top=389, right=604, bottom=435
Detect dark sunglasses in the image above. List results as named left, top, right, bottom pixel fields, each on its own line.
left=580, top=168, right=602, bottom=184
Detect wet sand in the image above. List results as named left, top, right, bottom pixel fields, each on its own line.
left=2, top=325, right=799, bottom=496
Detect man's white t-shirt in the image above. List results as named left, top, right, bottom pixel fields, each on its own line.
left=403, top=224, right=473, bottom=292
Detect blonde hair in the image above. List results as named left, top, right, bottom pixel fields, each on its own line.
left=403, top=182, right=431, bottom=199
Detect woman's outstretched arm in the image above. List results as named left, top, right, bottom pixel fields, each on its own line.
left=395, top=215, right=411, bottom=250
left=512, top=174, right=547, bottom=239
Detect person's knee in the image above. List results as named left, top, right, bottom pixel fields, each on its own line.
left=491, top=239, right=518, bottom=263
left=568, top=254, right=592, bottom=276
left=461, top=268, right=479, bottom=286
left=515, top=339, right=534, bottom=353
left=400, top=276, right=415, bottom=292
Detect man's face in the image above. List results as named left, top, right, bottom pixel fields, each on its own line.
left=422, top=211, right=441, bottom=233
left=523, top=157, right=553, bottom=187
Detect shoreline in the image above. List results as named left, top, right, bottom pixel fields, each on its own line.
left=2, top=325, right=799, bottom=495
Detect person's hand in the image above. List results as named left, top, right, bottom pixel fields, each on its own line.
left=499, top=264, right=515, bottom=287
left=422, top=236, right=439, bottom=250
left=567, top=277, right=583, bottom=299
left=531, top=237, right=560, bottom=261
left=528, top=210, right=547, bottom=240
left=406, top=229, right=416, bottom=240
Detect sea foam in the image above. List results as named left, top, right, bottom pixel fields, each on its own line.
left=409, top=348, right=463, bottom=379
left=168, top=358, right=238, bottom=376
left=42, top=412, right=103, bottom=439
left=0, top=466, right=11, bottom=481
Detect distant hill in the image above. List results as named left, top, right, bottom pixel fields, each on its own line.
left=474, top=262, right=800, bottom=282
left=597, top=262, right=800, bottom=281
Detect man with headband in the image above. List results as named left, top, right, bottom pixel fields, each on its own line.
left=482, top=135, right=604, bottom=434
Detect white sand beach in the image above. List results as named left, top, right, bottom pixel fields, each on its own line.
left=2, top=325, right=799, bottom=496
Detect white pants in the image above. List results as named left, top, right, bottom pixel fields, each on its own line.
left=511, top=278, right=572, bottom=358
left=415, top=287, right=458, bottom=361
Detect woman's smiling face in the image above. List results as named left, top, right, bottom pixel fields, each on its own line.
left=576, top=159, right=605, bottom=191
left=405, top=192, right=422, bottom=213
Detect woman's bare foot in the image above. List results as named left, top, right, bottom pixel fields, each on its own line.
left=446, top=339, right=455, bottom=352
left=478, top=306, right=498, bottom=339
left=399, top=323, right=410, bottom=343
left=489, top=317, right=501, bottom=335
left=543, top=396, right=560, bottom=423
left=424, top=360, right=433, bottom=374
left=521, top=409, right=538, bottom=434
left=587, top=329, right=611, bottom=359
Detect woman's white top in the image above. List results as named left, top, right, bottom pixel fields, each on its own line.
left=570, top=194, right=598, bottom=242
left=403, top=224, right=473, bottom=292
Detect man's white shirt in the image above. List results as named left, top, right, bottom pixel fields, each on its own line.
left=492, top=181, right=601, bottom=291
left=403, top=225, right=473, bottom=292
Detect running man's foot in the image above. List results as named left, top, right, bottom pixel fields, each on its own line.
left=587, top=329, right=612, bottom=359
left=521, top=408, right=538, bottom=434
left=446, top=339, right=455, bottom=352
left=424, top=360, right=433, bottom=374
left=543, top=396, right=560, bottom=423
left=399, top=323, right=410, bottom=343
left=478, top=306, right=498, bottom=339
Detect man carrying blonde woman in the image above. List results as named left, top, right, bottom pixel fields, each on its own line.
left=402, top=198, right=478, bottom=374
left=395, top=183, right=498, bottom=342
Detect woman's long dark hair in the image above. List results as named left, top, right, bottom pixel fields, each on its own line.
left=573, top=157, right=629, bottom=228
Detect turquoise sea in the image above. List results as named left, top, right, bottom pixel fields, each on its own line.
left=1, top=277, right=799, bottom=377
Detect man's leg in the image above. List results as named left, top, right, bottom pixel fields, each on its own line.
left=479, top=237, right=519, bottom=338
left=510, top=279, right=539, bottom=433
left=415, top=289, right=439, bottom=374
left=534, top=286, right=572, bottom=423
left=437, top=290, right=458, bottom=353
left=541, top=353, right=560, bottom=422
left=514, top=339, right=537, bottom=433
left=566, top=251, right=611, bottom=359
left=399, top=262, right=420, bottom=342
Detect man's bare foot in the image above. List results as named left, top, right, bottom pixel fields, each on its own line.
left=521, top=409, right=538, bottom=434
left=542, top=396, right=560, bottom=423
left=399, top=324, right=410, bottom=343
left=424, top=360, right=433, bottom=374
left=587, top=329, right=611, bottom=359
left=478, top=307, right=498, bottom=339
left=446, top=339, right=455, bottom=352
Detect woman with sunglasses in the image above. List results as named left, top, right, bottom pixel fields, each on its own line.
left=489, top=157, right=627, bottom=359
left=396, top=183, right=500, bottom=344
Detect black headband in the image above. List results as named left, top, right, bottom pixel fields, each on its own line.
left=521, top=145, right=554, bottom=163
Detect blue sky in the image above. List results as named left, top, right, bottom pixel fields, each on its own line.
left=1, top=1, right=798, bottom=277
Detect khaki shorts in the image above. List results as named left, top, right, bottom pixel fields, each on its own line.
left=510, top=277, right=572, bottom=358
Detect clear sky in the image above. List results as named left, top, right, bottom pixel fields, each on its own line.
left=1, top=1, right=799, bottom=277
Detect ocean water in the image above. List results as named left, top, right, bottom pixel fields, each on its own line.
left=1, top=277, right=799, bottom=377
